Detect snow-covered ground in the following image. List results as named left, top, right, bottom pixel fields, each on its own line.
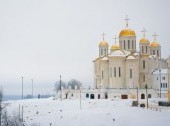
left=6, top=98, right=170, bottom=126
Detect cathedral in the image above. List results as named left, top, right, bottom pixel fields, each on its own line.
left=59, top=16, right=170, bottom=101
left=93, top=16, right=168, bottom=90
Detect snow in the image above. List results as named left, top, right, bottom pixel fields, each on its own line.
left=5, top=98, right=170, bottom=126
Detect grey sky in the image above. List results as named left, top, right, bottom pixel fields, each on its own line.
left=0, top=0, right=170, bottom=95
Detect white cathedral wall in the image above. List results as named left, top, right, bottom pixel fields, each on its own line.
left=109, top=57, right=126, bottom=88
left=100, top=60, right=109, bottom=88
left=125, top=59, right=139, bottom=88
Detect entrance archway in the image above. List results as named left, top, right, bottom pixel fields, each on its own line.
left=105, top=93, right=108, bottom=99
left=98, top=94, right=100, bottom=99
left=86, top=94, right=89, bottom=98
left=121, top=94, right=128, bottom=99
left=90, top=94, right=95, bottom=99
left=141, top=94, right=145, bottom=99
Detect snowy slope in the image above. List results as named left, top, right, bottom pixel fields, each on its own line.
left=6, top=98, right=170, bottom=126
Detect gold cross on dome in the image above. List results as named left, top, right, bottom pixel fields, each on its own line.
left=152, top=32, right=158, bottom=41
left=101, top=32, right=106, bottom=41
left=113, top=35, right=118, bottom=44
left=141, top=28, right=147, bottom=38
left=124, top=15, right=130, bottom=27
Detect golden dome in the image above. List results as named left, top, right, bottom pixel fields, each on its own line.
left=99, top=41, right=109, bottom=47
left=110, top=44, right=119, bottom=50
left=119, top=28, right=136, bottom=37
left=150, top=42, right=160, bottom=47
left=139, top=38, right=150, bottom=43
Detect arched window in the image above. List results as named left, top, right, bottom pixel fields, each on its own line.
left=141, top=94, right=145, bottom=99
left=101, top=49, right=103, bottom=55
left=114, top=67, right=116, bottom=77
left=102, top=70, right=104, bottom=79
left=128, top=40, right=130, bottom=49
left=132, top=40, right=134, bottom=49
left=98, top=94, right=100, bottom=99
left=124, top=40, right=126, bottom=49
left=153, top=50, right=155, bottom=55
left=146, top=46, right=147, bottom=53
left=143, top=60, right=145, bottom=69
left=104, top=49, right=107, bottom=55
left=90, top=94, right=95, bottom=99
left=86, top=94, right=89, bottom=98
left=157, top=50, right=159, bottom=56
left=130, top=69, right=132, bottom=78
left=142, top=46, right=143, bottom=53
left=148, top=94, right=151, bottom=98
left=119, top=67, right=121, bottom=77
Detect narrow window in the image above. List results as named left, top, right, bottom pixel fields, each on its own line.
left=128, top=40, right=130, bottom=49
left=101, top=49, right=103, bottom=55
left=132, top=40, right=134, bottom=49
left=124, top=40, right=126, bottom=49
left=119, top=67, right=121, bottom=77
left=143, top=60, right=145, bottom=69
left=130, top=69, right=132, bottom=78
left=102, top=70, right=104, bottom=79
left=142, top=46, right=144, bottom=53
left=114, top=67, right=116, bottom=77
left=157, top=50, right=159, bottom=56
left=153, top=50, right=155, bottom=55
left=146, top=46, right=147, bottom=53
left=105, top=49, right=107, bottom=55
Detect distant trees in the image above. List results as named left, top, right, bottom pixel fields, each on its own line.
left=54, top=79, right=82, bottom=93
left=54, top=81, right=67, bottom=93
left=67, top=79, right=82, bottom=90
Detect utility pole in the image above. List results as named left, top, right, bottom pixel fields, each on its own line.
left=145, top=84, right=148, bottom=109
left=22, top=105, right=23, bottom=123
left=137, top=86, right=138, bottom=107
left=159, top=69, right=161, bottom=98
left=80, top=87, right=82, bottom=109
left=60, top=75, right=62, bottom=101
left=31, top=79, right=33, bottom=98
left=21, top=77, right=23, bottom=100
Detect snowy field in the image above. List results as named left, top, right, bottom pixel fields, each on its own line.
left=6, top=98, right=170, bottom=126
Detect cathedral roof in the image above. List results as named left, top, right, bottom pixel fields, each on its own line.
left=98, top=40, right=109, bottom=47
left=119, top=28, right=136, bottom=37
left=110, top=50, right=131, bottom=57
left=139, top=38, right=150, bottom=43
left=150, top=42, right=160, bottom=47
left=102, top=57, right=109, bottom=61
left=126, top=55, right=136, bottom=60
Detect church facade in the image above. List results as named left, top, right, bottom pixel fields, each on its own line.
left=93, top=18, right=168, bottom=91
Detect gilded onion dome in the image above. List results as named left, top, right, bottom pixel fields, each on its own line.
left=150, top=42, right=160, bottom=47
left=98, top=40, right=109, bottom=47
left=119, top=28, right=136, bottom=37
left=110, top=44, right=119, bottom=51
left=139, top=38, right=150, bottom=43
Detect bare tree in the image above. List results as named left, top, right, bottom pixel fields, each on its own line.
left=67, top=79, right=82, bottom=90
left=0, top=87, right=3, bottom=126
left=54, top=81, right=67, bottom=93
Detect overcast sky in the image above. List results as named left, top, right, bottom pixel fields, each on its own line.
left=0, top=0, right=170, bottom=95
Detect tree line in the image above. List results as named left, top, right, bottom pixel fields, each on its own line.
left=54, top=79, right=82, bottom=93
